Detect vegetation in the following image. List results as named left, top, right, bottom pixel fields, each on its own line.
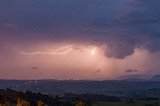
left=1, top=88, right=160, bottom=106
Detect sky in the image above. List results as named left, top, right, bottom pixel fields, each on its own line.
left=0, top=0, right=160, bottom=80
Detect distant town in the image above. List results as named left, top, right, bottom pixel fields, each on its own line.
left=1, top=77, right=160, bottom=106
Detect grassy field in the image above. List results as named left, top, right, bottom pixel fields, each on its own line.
left=92, top=100, right=160, bottom=106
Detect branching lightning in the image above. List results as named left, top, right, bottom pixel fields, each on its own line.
left=17, top=45, right=97, bottom=57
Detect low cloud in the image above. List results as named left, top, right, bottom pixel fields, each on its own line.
left=32, top=67, right=39, bottom=71
left=126, top=69, right=139, bottom=73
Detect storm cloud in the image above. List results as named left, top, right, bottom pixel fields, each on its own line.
left=0, top=0, right=160, bottom=58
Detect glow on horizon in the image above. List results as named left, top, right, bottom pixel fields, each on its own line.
left=1, top=42, right=159, bottom=80
left=5, top=39, right=159, bottom=80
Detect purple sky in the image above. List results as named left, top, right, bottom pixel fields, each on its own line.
left=0, top=0, right=160, bottom=80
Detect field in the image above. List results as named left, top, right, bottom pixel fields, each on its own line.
left=92, top=100, right=160, bottom=106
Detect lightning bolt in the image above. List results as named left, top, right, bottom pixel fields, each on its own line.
left=17, top=45, right=97, bottom=57
left=91, top=47, right=97, bottom=56
left=52, top=45, right=73, bottom=53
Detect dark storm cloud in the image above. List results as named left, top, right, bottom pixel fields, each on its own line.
left=0, top=0, right=160, bottom=58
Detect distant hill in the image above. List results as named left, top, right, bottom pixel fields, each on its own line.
left=1, top=75, right=160, bottom=98
left=123, top=78, right=147, bottom=81
left=151, top=74, right=160, bottom=81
